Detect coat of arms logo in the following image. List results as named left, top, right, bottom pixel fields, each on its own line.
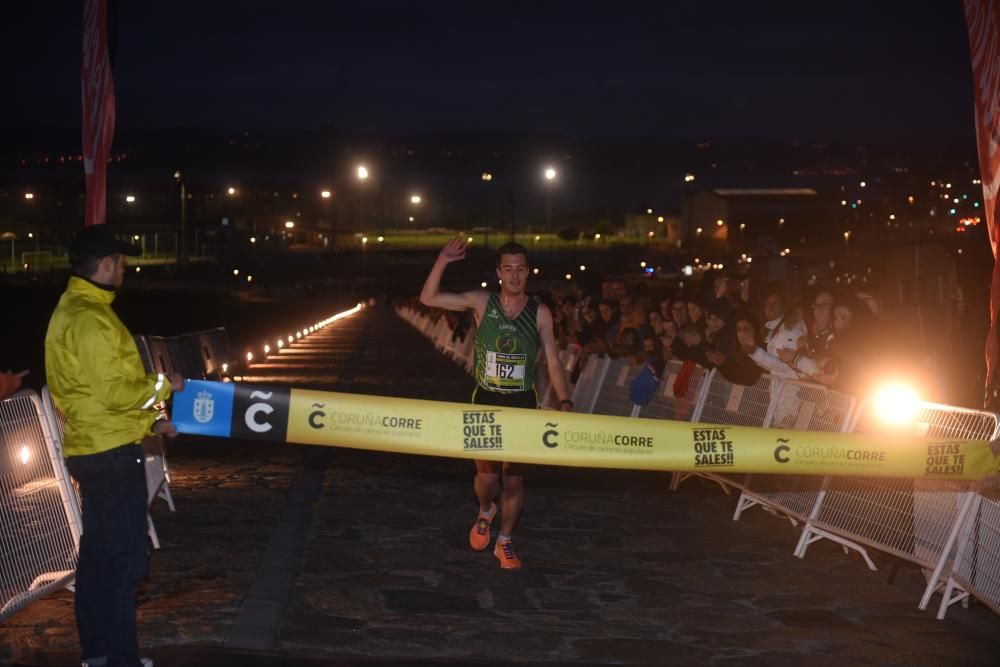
left=193, top=390, right=215, bottom=424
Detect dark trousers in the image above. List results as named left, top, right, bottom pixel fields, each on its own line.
left=65, top=443, right=149, bottom=667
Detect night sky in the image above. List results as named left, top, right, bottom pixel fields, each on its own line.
left=2, top=1, right=979, bottom=146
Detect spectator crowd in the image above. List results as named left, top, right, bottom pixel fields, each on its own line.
left=402, top=269, right=910, bottom=406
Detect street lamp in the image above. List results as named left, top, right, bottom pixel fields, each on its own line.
left=357, top=165, right=369, bottom=231
left=543, top=166, right=557, bottom=233
left=1, top=232, right=14, bottom=272
left=174, top=170, right=186, bottom=265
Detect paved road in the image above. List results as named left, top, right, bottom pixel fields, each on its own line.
left=2, top=304, right=998, bottom=666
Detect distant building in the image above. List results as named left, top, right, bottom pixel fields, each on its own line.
left=682, top=187, right=836, bottom=254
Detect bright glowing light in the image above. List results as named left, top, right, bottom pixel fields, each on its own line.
left=594, top=233, right=601, bottom=240
left=321, top=190, right=331, bottom=198
left=467, top=236, right=473, bottom=243
left=233, top=269, right=239, bottom=276
left=532, top=268, right=539, bottom=275
left=534, top=235, right=541, bottom=242
left=377, top=236, right=385, bottom=242
left=264, top=344, right=271, bottom=354
left=357, top=165, right=369, bottom=180
left=646, top=208, right=653, bottom=214
left=481, top=282, right=488, bottom=288
left=640, top=261, right=647, bottom=268
left=250, top=236, right=256, bottom=244
left=277, top=339, right=284, bottom=348
left=648, top=231, right=654, bottom=238
left=565, top=273, right=572, bottom=280
left=20, top=446, right=30, bottom=465
left=246, top=351, right=253, bottom=362
left=682, top=265, right=693, bottom=276
left=889, top=214, right=895, bottom=220
left=544, top=167, right=557, bottom=180
left=716, top=219, right=724, bottom=226
left=481, top=172, right=493, bottom=182
left=24, top=192, right=34, bottom=200
left=411, top=194, right=422, bottom=204
left=657, top=216, right=664, bottom=223
left=873, top=383, right=920, bottom=425
left=227, top=187, right=236, bottom=196
left=296, top=332, right=301, bottom=339
left=684, top=173, right=696, bottom=182
left=860, top=181, right=867, bottom=187
left=844, top=231, right=851, bottom=240
left=285, top=221, right=295, bottom=229
left=126, top=195, right=136, bottom=203
left=696, top=227, right=703, bottom=234
left=287, top=335, right=293, bottom=343
left=135, top=266, right=141, bottom=273
left=361, top=236, right=368, bottom=244
left=580, top=265, right=586, bottom=271
left=739, top=223, right=746, bottom=230
left=247, top=275, right=253, bottom=283
left=408, top=216, right=415, bottom=222
left=222, top=363, right=229, bottom=373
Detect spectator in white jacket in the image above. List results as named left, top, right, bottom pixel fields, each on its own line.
left=747, top=291, right=806, bottom=380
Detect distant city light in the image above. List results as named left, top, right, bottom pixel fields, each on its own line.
left=362, top=236, right=368, bottom=244
left=247, top=275, right=253, bottom=283
left=246, top=352, right=253, bottom=362
left=250, top=237, right=256, bottom=244
left=544, top=167, right=557, bottom=180
left=285, top=221, right=295, bottom=229
left=357, top=165, right=369, bottom=180
left=125, top=195, right=136, bottom=203
left=717, top=219, right=724, bottom=226
left=684, top=173, right=696, bottom=182
left=481, top=172, right=493, bottom=182
left=264, top=344, right=271, bottom=354
left=580, top=265, right=586, bottom=271
left=481, top=282, right=488, bottom=288
left=594, top=233, right=601, bottom=240
left=646, top=208, right=653, bottom=214
left=647, top=231, right=654, bottom=238
left=411, top=194, right=422, bottom=204
left=277, top=339, right=284, bottom=349
left=739, top=223, right=746, bottom=230
left=321, top=190, right=331, bottom=198
left=534, top=235, right=541, bottom=242
left=657, top=216, right=664, bottom=223
left=227, top=187, right=236, bottom=195
left=377, top=236, right=385, bottom=242
left=533, top=268, right=539, bottom=275
left=233, top=269, right=239, bottom=276
left=564, top=273, right=572, bottom=280
left=24, top=192, right=34, bottom=200
left=640, top=261, right=647, bottom=268
left=408, top=216, right=415, bottom=222
left=135, top=266, right=141, bottom=273
left=696, top=227, right=703, bottom=234
left=860, top=181, right=867, bottom=187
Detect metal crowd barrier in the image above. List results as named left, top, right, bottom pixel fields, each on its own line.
left=795, top=401, right=999, bottom=612
left=939, top=479, right=1000, bottom=618
left=733, top=381, right=856, bottom=525
left=0, top=390, right=80, bottom=622
left=398, top=304, right=1000, bottom=619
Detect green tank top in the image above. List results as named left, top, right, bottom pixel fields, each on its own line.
left=474, top=293, right=540, bottom=393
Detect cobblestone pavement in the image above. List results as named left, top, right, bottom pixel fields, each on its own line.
left=2, top=305, right=999, bottom=666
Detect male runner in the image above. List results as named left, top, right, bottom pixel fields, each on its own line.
left=420, top=238, right=572, bottom=569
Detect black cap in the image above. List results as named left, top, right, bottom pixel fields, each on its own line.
left=68, top=225, right=142, bottom=263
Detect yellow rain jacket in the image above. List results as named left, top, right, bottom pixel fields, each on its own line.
left=45, top=276, right=173, bottom=456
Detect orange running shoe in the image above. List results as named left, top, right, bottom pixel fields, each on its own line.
left=494, top=539, right=522, bottom=569
left=469, top=503, right=496, bottom=551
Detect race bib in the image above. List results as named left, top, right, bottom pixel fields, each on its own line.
left=485, top=351, right=526, bottom=391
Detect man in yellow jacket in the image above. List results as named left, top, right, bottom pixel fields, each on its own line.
left=45, top=225, right=183, bottom=667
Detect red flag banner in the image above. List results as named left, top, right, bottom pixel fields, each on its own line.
left=81, top=0, right=116, bottom=228
left=964, top=0, right=1000, bottom=406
